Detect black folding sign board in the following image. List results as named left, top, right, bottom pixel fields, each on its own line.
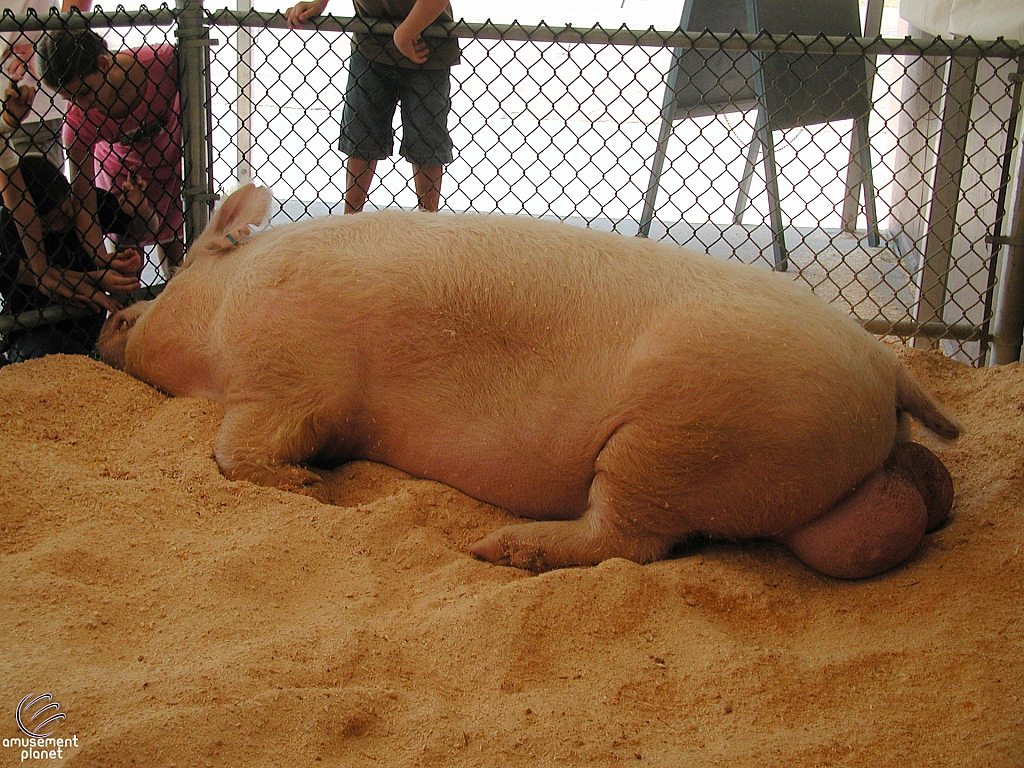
left=641, top=0, right=880, bottom=265
left=670, top=0, right=870, bottom=130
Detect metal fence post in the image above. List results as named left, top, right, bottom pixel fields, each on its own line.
left=175, top=0, right=214, bottom=242
left=235, top=0, right=254, bottom=188
left=991, top=97, right=1024, bottom=364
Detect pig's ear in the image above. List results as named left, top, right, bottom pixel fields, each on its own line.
left=191, top=184, right=273, bottom=256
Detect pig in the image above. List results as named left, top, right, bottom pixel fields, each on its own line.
left=97, top=184, right=960, bottom=579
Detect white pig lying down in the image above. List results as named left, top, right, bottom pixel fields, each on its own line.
left=97, top=184, right=960, bottom=579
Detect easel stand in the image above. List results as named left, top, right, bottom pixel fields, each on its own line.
left=640, top=0, right=882, bottom=272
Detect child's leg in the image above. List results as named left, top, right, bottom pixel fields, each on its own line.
left=339, top=51, right=398, bottom=213
left=345, top=158, right=377, bottom=214
left=399, top=66, right=452, bottom=212
left=412, top=164, right=443, bottom=212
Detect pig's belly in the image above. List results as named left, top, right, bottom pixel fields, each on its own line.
left=356, top=416, right=608, bottom=521
left=428, top=455, right=594, bottom=520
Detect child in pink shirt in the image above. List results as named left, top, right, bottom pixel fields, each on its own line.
left=41, top=29, right=184, bottom=276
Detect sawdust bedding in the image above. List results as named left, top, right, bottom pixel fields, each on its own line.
left=0, top=347, right=1020, bottom=766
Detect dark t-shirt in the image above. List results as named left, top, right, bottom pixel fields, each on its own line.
left=0, top=189, right=131, bottom=316
left=351, top=0, right=461, bottom=69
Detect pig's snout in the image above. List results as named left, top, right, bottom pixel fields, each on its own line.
left=96, top=302, right=148, bottom=370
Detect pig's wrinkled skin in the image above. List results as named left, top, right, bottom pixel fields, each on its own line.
left=97, top=184, right=960, bottom=579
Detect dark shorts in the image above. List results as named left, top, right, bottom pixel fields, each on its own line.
left=339, top=51, right=453, bottom=166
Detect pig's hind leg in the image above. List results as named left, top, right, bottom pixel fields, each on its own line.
left=469, top=424, right=686, bottom=570
left=214, top=402, right=326, bottom=497
left=469, top=470, right=679, bottom=570
left=775, top=442, right=953, bottom=579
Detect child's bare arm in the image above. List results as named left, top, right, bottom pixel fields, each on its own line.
left=15, top=260, right=121, bottom=313
left=285, top=0, right=330, bottom=28
left=87, top=250, right=142, bottom=296
left=119, top=171, right=161, bottom=239
left=67, top=146, right=110, bottom=267
left=393, top=0, right=451, bottom=64
left=1, top=80, right=35, bottom=131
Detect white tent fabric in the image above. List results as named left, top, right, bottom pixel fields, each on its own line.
left=900, top=0, right=1024, bottom=42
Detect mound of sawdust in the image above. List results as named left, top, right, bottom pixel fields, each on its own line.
left=0, top=349, right=1020, bottom=767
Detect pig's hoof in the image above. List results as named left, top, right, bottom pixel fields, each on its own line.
left=265, top=466, right=326, bottom=500
left=222, top=462, right=324, bottom=497
left=469, top=531, right=548, bottom=571
left=890, top=441, right=954, bottom=532
left=277, top=465, right=324, bottom=489
left=776, top=466, right=928, bottom=579
left=469, top=519, right=671, bottom=571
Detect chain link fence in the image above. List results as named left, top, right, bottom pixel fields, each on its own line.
left=1, top=4, right=1022, bottom=367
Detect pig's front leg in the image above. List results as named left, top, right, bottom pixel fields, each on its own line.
left=214, top=401, right=326, bottom=498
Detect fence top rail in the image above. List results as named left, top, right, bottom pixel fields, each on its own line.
left=0, top=7, right=177, bottom=30
left=0, top=6, right=1020, bottom=58
left=207, top=8, right=1024, bottom=59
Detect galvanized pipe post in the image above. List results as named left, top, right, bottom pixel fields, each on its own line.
left=175, top=0, right=215, bottom=243
left=235, top=0, right=254, bottom=187
left=991, top=120, right=1024, bottom=364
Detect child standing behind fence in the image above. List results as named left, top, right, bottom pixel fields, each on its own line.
left=39, top=28, right=184, bottom=276
left=285, top=0, right=460, bottom=213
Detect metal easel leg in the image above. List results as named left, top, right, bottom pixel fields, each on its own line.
left=733, top=128, right=761, bottom=225
left=757, top=115, right=788, bottom=271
